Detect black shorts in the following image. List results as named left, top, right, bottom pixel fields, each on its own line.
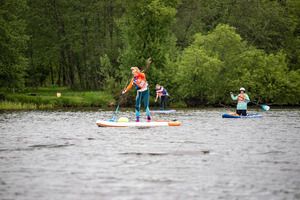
left=236, top=110, right=247, bottom=116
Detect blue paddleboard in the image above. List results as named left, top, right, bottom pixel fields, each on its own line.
left=222, top=113, right=262, bottom=118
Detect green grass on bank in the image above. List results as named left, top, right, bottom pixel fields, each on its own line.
left=0, top=87, right=114, bottom=110
left=0, top=101, right=53, bottom=110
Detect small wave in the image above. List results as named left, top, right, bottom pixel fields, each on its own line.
left=183, top=141, right=206, bottom=145
left=261, top=160, right=291, bottom=164
left=119, top=150, right=210, bottom=156
left=29, top=144, right=74, bottom=149
left=60, top=137, right=74, bottom=140
left=172, top=150, right=210, bottom=155
left=260, top=150, right=285, bottom=155
left=137, top=178, right=177, bottom=184
left=119, top=152, right=168, bottom=156
left=0, top=144, right=74, bottom=152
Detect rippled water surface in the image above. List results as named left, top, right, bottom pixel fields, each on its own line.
left=0, top=109, right=300, bottom=200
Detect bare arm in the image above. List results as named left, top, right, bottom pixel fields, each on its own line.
left=230, top=92, right=238, bottom=100
left=155, top=93, right=159, bottom=102
left=122, top=78, right=134, bottom=94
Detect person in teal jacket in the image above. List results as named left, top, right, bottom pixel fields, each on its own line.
left=230, top=87, right=250, bottom=116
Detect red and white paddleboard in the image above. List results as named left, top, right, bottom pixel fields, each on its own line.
left=96, top=120, right=181, bottom=127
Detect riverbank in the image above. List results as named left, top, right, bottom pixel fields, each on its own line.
left=1, top=87, right=299, bottom=111
left=0, top=87, right=114, bottom=110
left=0, top=87, right=188, bottom=111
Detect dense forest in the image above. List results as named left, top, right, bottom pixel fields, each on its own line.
left=1, top=0, right=300, bottom=105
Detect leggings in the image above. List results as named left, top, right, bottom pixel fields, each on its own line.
left=135, top=89, right=151, bottom=117
left=236, top=110, right=247, bottom=116
left=160, top=96, right=168, bottom=110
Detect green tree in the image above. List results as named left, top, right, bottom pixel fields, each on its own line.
left=0, top=0, right=28, bottom=89
left=174, top=0, right=300, bottom=71
left=232, top=50, right=290, bottom=104
left=26, top=0, right=124, bottom=89
left=119, top=0, right=178, bottom=87
left=284, top=70, right=300, bottom=104
left=285, top=0, right=300, bottom=70
left=174, top=24, right=297, bottom=105
left=176, top=43, right=223, bottom=104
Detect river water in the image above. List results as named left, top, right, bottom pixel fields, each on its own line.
left=0, top=109, right=299, bottom=200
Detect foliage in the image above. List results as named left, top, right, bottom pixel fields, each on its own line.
left=118, top=0, right=178, bottom=87
left=0, top=0, right=300, bottom=106
left=0, top=0, right=28, bottom=88
left=173, top=24, right=299, bottom=105
left=25, top=0, right=124, bottom=89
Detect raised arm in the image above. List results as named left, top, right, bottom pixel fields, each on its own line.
left=143, top=57, right=152, bottom=72
left=230, top=92, right=237, bottom=100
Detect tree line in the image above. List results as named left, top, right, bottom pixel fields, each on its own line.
left=1, top=0, right=299, bottom=105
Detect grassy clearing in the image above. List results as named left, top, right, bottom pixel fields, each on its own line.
left=0, top=87, right=114, bottom=110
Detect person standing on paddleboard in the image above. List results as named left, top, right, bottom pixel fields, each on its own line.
left=155, top=84, right=169, bottom=110
left=122, top=59, right=152, bottom=122
left=230, top=87, right=250, bottom=116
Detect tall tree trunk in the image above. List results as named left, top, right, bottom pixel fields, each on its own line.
left=50, top=64, right=54, bottom=85
left=51, top=0, right=75, bottom=87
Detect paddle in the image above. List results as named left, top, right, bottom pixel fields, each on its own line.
left=219, top=103, right=236, bottom=114
left=109, top=93, right=123, bottom=122
left=251, top=101, right=270, bottom=111
left=109, top=78, right=130, bottom=122
left=143, top=57, right=152, bottom=73
left=229, top=92, right=269, bottom=111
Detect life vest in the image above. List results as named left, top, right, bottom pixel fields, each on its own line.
left=133, top=72, right=148, bottom=90
left=156, top=87, right=168, bottom=96
left=238, top=94, right=245, bottom=102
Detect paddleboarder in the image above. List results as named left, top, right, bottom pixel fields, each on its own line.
left=122, top=59, right=152, bottom=122
left=155, top=84, right=169, bottom=110
left=230, top=87, right=250, bottom=116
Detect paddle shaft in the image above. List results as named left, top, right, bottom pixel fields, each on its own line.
left=219, top=103, right=234, bottom=112
left=110, top=79, right=130, bottom=121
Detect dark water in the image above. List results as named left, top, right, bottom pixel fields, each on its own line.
left=0, top=109, right=300, bottom=200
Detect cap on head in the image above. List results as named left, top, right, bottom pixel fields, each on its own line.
left=240, top=87, right=246, bottom=91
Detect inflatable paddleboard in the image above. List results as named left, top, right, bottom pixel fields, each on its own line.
left=151, top=109, right=176, bottom=114
left=222, top=113, right=262, bottom=118
left=96, top=120, right=181, bottom=127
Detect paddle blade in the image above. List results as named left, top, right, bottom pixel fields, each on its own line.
left=109, top=116, right=117, bottom=122
left=261, top=104, right=270, bottom=111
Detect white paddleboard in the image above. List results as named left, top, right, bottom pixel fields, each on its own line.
left=96, top=120, right=181, bottom=127
left=150, top=110, right=176, bottom=114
